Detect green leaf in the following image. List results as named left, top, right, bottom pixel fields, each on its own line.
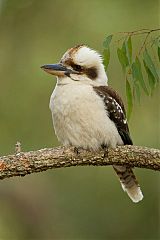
left=103, top=48, right=110, bottom=70
left=117, top=47, right=128, bottom=72
left=143, top=60, right=156, bottom=94
left=153, top=36, right=160, bottom=47
left=131, top=57, right=149, bottom=95
left=126, top=78, right=133, bottom=120
left=103, top=35, right=113, bottom=48
left=158, top=47, right=160, bottom=62
left=133, top=82, right=141, bottom=103
left=126, top=36, right=132, bottom=64
left=122, top=40, right=129, bottom=66
left=143, top=48, right=159, bottom=82
left=122, top=41, right=127, bottom=55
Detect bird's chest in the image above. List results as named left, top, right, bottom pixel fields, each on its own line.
left=50, top=84, right=96, bottom=124
left=49, top=83, right=122, bottom=148
left=50, top=84, right=84, bottom=119
left=49, top=84, right=103, bottom=143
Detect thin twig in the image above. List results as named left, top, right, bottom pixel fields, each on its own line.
left=114, top=28, right=160, bottom=46
left=138, top=32, right=150, bottom=55
left=117, top=28, right=160, bottom=35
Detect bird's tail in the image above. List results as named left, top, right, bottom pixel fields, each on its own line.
left=113, top=165, right=143, bottom=203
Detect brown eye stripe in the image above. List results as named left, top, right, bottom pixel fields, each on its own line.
left=71, top=64, right=83, bottom=72
left=62, top=58, right=98, bottom=80
left=71, top=64, right=97, bottom=79
left=85, top=67, right=97, bottom=79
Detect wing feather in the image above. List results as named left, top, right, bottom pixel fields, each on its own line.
left=93, top=85, right=133, bottom=145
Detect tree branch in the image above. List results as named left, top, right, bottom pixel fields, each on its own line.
left=0, top=145, right=159, bottom=180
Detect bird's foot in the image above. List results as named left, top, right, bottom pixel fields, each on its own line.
left=74, top=147, right=84, bottom=155
left=101, top=144, right=109, bottom=158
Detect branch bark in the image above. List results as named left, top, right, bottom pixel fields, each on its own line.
left=0, top=145, right=159, bottom=180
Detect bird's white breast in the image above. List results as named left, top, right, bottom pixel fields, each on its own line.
left=49, top=82, right=123, bottom=150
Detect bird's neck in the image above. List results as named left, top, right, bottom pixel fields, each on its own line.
left=56, top=76, right=108, bottom=87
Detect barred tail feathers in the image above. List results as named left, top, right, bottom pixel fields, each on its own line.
left=113, top=165, right=143, bottom=203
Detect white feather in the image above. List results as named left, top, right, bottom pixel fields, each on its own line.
left=50, top=81, right=123, bottom=150
left=121, top=183, right=144, bottom=203
left=61, top=45, right=108, bottom=85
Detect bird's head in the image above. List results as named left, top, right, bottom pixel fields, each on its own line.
left=41, top=45, right=108, bottom=85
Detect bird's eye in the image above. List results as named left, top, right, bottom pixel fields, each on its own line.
left=72, top=64, right=82, bottom=71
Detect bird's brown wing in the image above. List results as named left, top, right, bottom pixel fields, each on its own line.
left=93, top=85, right=133, bottom=145
left=93, top=86, right=144, bottom=203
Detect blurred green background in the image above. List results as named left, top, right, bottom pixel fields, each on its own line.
left=0, top=0, right=159, bottom=239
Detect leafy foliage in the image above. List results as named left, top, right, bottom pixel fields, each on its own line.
left=126, top=78, right=133, bottom=119
left=132, top=57, right=149, bottom=96
left=103, top=29, right=160, bottom=119
left=158, top=47, right=160, bottom=62
left=103, top=35, right=113, bottom=70
left=117, top=47, right=128, bottom=71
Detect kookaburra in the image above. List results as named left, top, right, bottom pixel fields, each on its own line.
left=41, top=45, right=143, bottom=203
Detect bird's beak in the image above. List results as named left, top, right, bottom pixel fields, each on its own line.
left=41, top=64, right=72, bottom=77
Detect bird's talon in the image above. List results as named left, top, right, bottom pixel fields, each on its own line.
left=74, top=147, right=79, bottom=155
left=102, top=146, right=108, bottom=158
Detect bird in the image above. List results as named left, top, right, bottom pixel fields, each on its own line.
left=41, top=44, right=143, bottom=203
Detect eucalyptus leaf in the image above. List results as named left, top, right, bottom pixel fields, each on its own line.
left=131, top=57, right=149, bottom=96
left=103, top=48, right=110, bottom=70
left=133, top=82, right=141, bottom=103
left=154, top=36, right=160, bottom=47
left=143, top=60, right=156, bottom=94
left=122, top=41, right=127, bottom=55
left=103, top=35, right=113, bottom=48
left=117, top=47, right=128, bottom=72
left=122, top=40, right=129, bottom=66
left=126, top=78, right=133, bottom=120
left=143, top=48, right=159, bottom=82
left=126, top=36, right=132, bottom=64
left=158, top=47, right=160, bottom=62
